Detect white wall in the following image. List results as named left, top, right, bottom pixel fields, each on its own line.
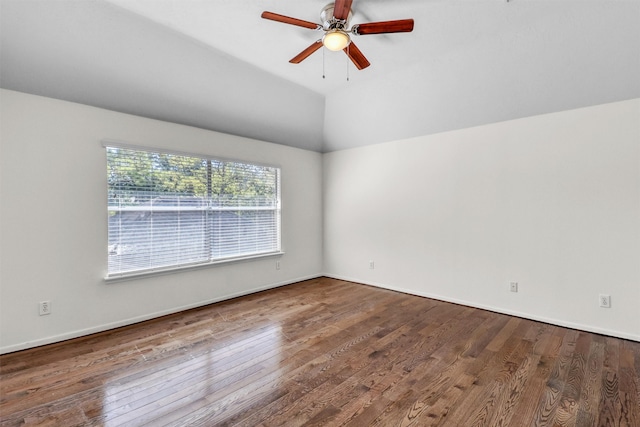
left=2, top=91, right=638, bottom=353
left=0, top=89, right=323, bottom=353
left=324, top=99, right=640, bottom=341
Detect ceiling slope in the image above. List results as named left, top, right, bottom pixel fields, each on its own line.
left=1, top=0, right=639, bottom=152
left=0, top=0, right=325, bottom=151
left=324, top=1, right=640, bottom=151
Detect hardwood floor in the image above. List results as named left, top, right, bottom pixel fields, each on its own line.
left=1, top=277, right=638, bottom=426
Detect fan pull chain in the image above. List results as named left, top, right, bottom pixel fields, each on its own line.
left=346, top=44, right=350, bottom=82
left=322, top=46, right=326, bottom=79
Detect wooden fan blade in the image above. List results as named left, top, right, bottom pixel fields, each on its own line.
left=261, top=11, right=320, bottom=30
left=333, top=0, right=353, bottom=21
left=344, top=42, right=370, bottom=70
left=290, top=41, right=323, bottom=64
left=353, top=19, right=414, bottom=35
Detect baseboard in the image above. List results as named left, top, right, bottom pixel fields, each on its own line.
left=0, top=274, right=322, bottom=355
left=323, top=273, right=640, bottom=343
left=5, top=272, right=635, bottom=354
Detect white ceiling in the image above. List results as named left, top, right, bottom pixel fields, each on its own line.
left=1, top=0, right=639, bottom=152
left=104, top=0, right=428, bottom=95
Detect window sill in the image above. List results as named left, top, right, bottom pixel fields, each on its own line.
left=104, top=251, right=285, bottom=283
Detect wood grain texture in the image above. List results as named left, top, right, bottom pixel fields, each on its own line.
left=333, top=0, right=353, bottom=21
left=1, top=277, right=638, bottom=426
left=261, top=12, right=319, bottom=30
left=343, top=42, right=370, bottom=70
left=289, top=41, right=322, bottom=64
left=354, top=19, right=415, bottom=35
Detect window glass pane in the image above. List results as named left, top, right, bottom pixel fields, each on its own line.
left=107, top=146, right=280, bottom=276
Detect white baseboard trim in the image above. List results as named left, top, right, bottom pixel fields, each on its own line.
left=323, top=273, right=640, bottom=343
left=0, top=274, right=322, bottom=355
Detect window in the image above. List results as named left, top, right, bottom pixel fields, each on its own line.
left=106, top=144, right=281, bottom=278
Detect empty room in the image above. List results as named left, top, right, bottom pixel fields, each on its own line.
left=1, top=0, right=639, bottom=425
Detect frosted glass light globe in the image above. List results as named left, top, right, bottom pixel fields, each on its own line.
left=323, top=30, right=350, bottom=51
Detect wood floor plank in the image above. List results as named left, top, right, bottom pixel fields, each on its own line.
left=530, top=328, right=582, bottom=426
left=596, top=337, right=622, bottom=427
left=553, top=331, right=593, bottom=426
left=1, top=277, right=638, bottom=426
left=435, top=319, right=531, bottom=426
left=508, top=325, right=566, bottom=426
left=238, top=304, right=440, bottom=425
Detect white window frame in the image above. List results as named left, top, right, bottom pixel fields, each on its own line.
left=104, top=141, right=282, bottom=280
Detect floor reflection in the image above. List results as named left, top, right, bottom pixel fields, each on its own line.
left=101, top=323, right=284, bottom=425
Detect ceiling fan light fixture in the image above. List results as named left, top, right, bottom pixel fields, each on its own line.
left=323, top=29, right=350, bottom=51
left=261, top=1, right=414, bottom=70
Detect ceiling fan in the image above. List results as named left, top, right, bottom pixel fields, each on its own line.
left=261, top=0, right=414, bottom=70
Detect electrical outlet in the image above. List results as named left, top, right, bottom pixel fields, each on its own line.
left=369, top=260, right=375, bottom=270
left=275, top=260, right=280, bottom=270
left=599, top=294, right=611, bottom=308
left=509, top=282, right=518, bottom=292
left=39, top=301, right=51, bottom=316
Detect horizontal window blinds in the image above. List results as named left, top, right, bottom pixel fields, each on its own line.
left=106, top=146, right=280, bottom=277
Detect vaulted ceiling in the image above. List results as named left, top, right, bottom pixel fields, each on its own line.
left=1, top=0, right=639, bottom=152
